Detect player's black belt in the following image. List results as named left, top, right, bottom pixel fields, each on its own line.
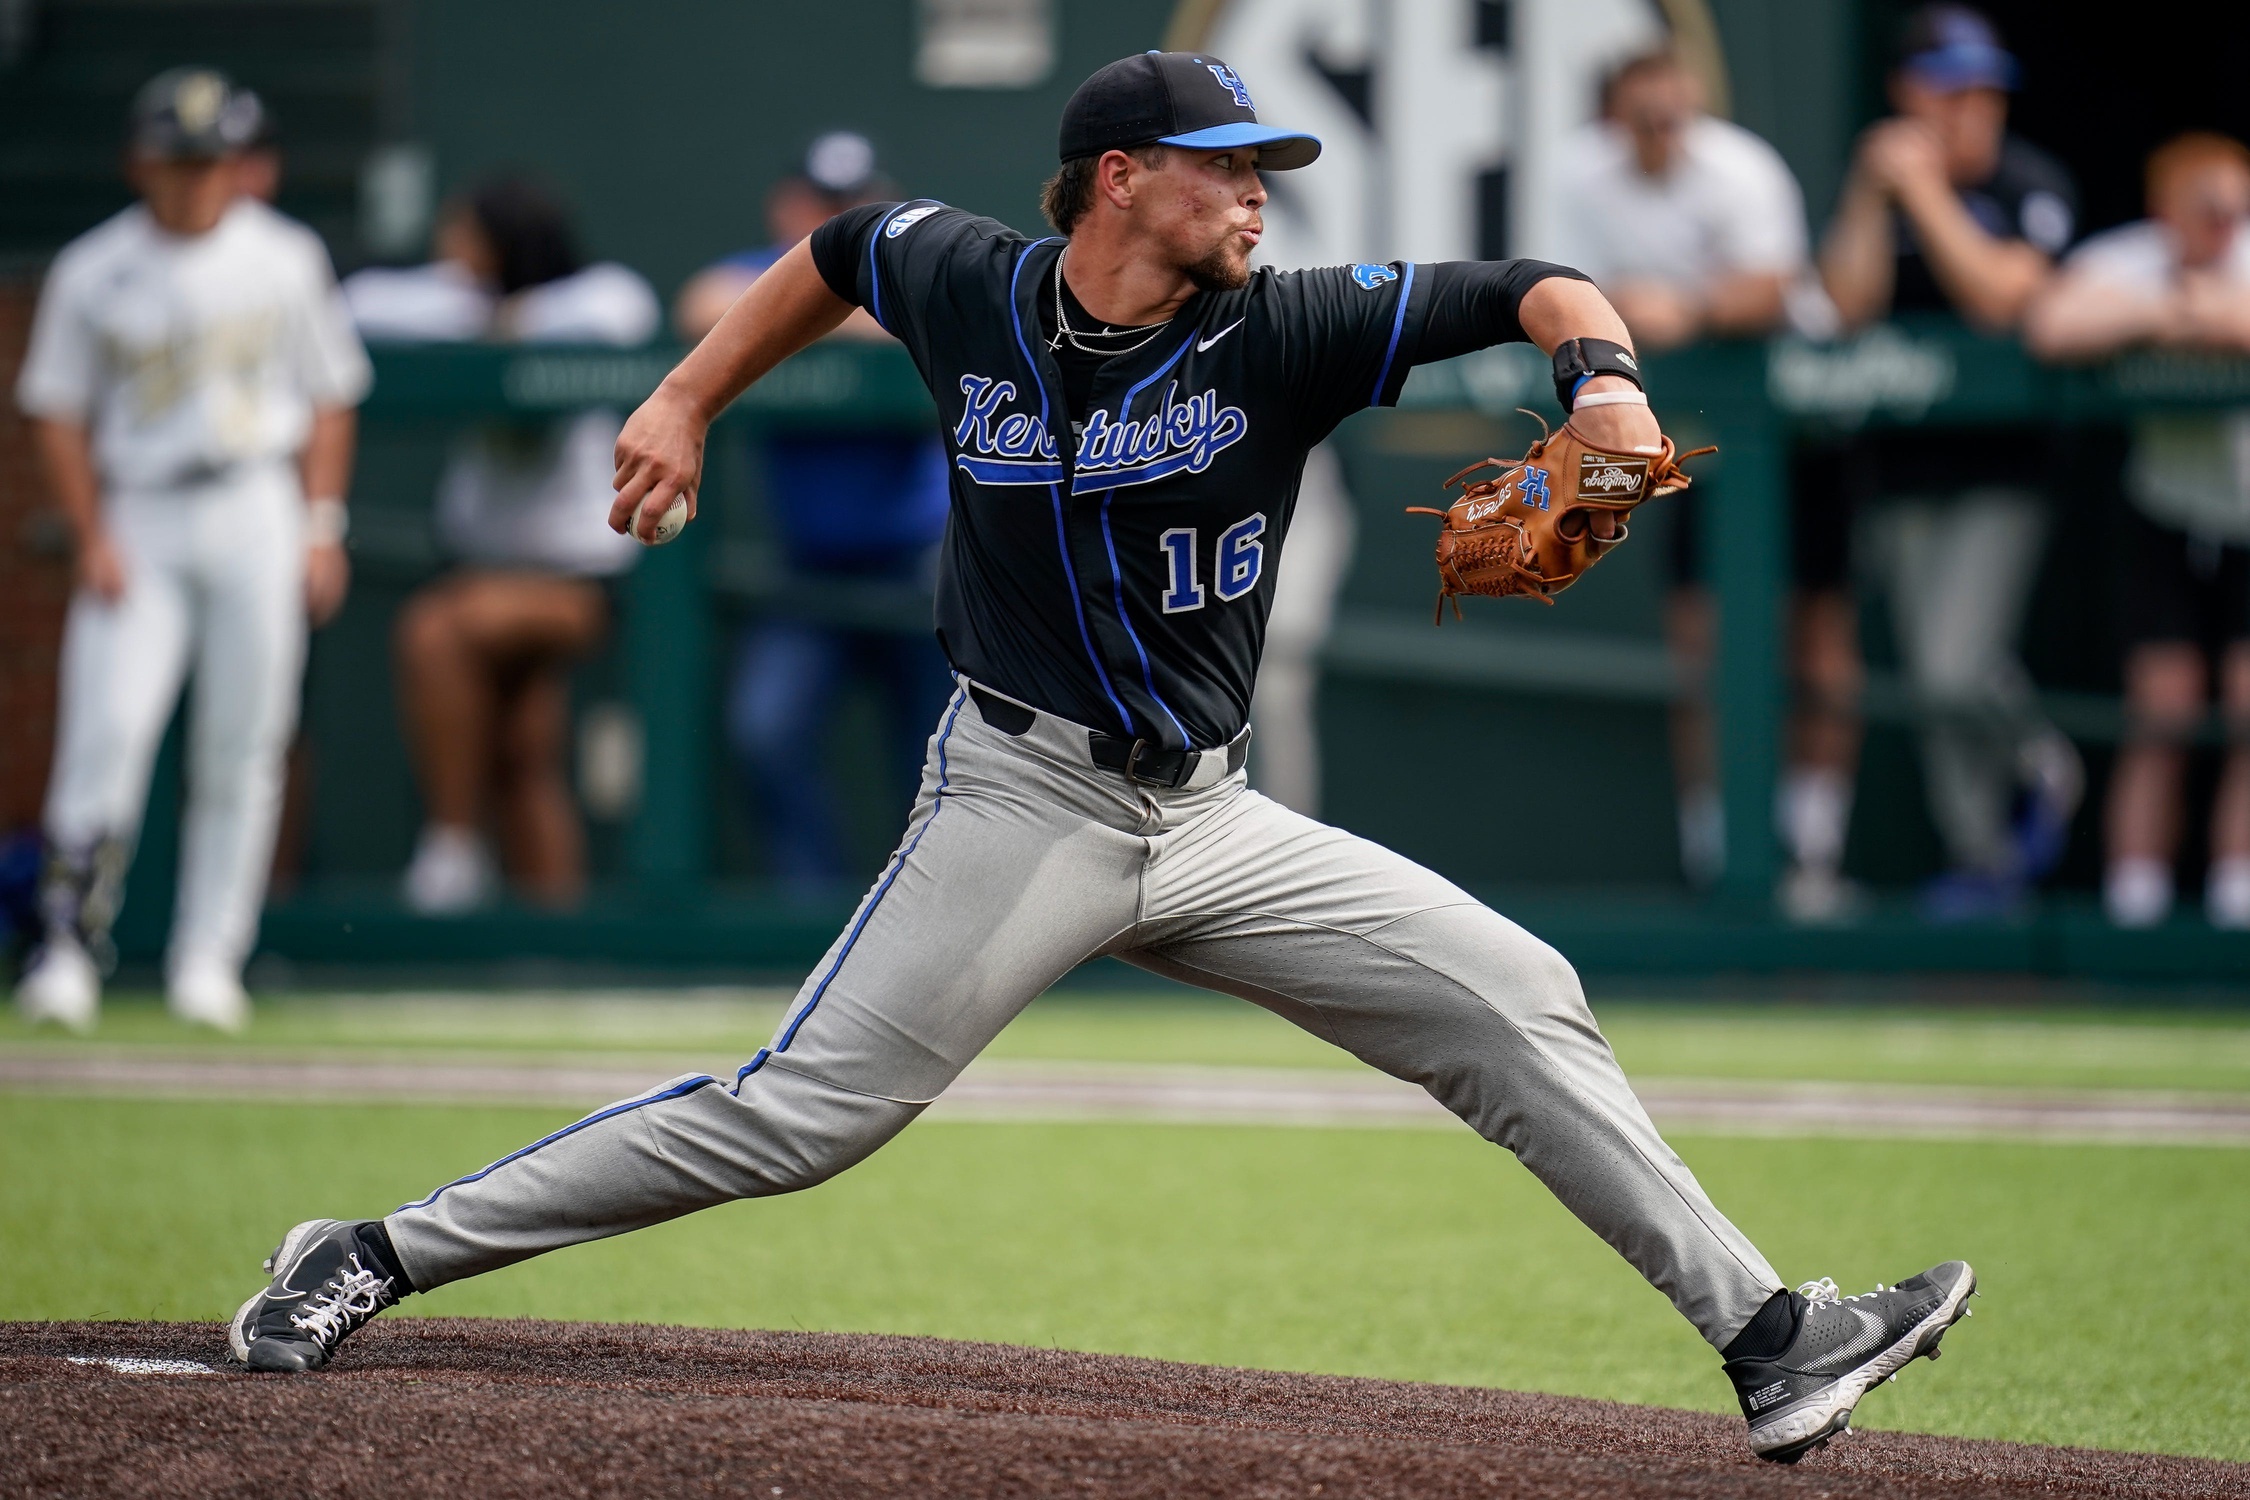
left=1086, top=726, right=1251, bottom=790
left=969, top=685, right=1249, bottom=791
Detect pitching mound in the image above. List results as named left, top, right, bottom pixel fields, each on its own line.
left=3, top=1320, right=2241, bottom=1498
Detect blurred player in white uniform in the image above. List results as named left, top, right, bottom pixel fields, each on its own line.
left=12, top=68, right=371, bottom=1031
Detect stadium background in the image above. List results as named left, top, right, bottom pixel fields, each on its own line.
left=4, top=0, right=2250, bottom=979
left=3, top=0, right=2249, bottom=1475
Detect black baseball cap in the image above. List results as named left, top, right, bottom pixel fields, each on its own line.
left=130, top=66, right=262, bottom=158
left=1058, top=52, right=1320, bottom=171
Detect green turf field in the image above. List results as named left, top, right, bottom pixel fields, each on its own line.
left=5, top=989, right=2249, bottom=1461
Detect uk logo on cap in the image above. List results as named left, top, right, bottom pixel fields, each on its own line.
left=1204, top=62, right=1254, bottom=109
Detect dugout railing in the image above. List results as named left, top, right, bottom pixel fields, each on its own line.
left=290, top=321, right=2250, bottom=979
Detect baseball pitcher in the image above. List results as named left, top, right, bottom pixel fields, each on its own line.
left=228, top=53, right=1968, bottom=1462
left=12, top=69, right=371, bottom=1032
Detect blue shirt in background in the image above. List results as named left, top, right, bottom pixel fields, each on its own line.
left=723, top=246, right=950, bottom=574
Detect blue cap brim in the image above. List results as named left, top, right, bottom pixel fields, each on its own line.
left=1902, top=43, right=2018, bottom=91
left=1156, top=122, right=1322, bottom=171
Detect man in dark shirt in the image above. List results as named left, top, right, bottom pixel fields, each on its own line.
left=674, top=135, right=954, bottom=893
left=230, top=52, right=1974, bottom=1463
left=1821, top=4, right=2083, bottom=917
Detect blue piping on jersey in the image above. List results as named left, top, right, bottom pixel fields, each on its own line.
left=1369, top=261, right=1417, bottom=407
left=866, top=200, right=924, bottom=333
left=954, top=455, right=1067, bottom=486
left=734, top=685, right=968, bottom=1089
left=1006, top=239, right=1134, bottom=735
left=1045, top=485, right=1135, bottom=733
left=1090, top=332, right=1201, bottom=746
left=866, top=217, right=888, bottom=332
left=867, top=200, right=942, bottom=330
left=1098, top=488, right=1191, bottom=745
left=1124, top=331, right=1196, bottom=404
left=397, top=1073, right=718, bottom=1212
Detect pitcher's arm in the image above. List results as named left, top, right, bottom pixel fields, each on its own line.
left=609, top=238, right=854, bottom=540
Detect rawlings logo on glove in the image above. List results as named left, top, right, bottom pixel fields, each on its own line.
left=1406, top=411, right=1712, bottom=619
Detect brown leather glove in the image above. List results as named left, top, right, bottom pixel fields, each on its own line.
left=1407, top=415, right=1713, bottom=619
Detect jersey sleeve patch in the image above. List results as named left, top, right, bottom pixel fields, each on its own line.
left=885, top=203, right=944, bottom=238
left=1350, top=263, right=1399, bottom=290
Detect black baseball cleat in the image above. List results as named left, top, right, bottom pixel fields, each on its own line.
left=227, top=1219, right=406, bottom=1372
left=1725, top=1260, right=1976, bottom=1463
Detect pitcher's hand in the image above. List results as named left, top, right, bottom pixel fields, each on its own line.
left=1564, top=376, right=1663, bottom=540
left=610, top=384, right=708, bottom=543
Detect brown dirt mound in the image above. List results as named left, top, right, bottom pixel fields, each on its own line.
left=1, top=1319, right=2240, bottom=1499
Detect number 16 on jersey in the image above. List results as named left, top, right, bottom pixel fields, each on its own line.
left=1159, top=513, right=1266, bottom=613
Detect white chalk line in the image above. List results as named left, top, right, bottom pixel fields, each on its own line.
left=943, top=1064, right=2250, bottom=1146
left=5, top=1049, right=2250, bottom=1145
left=64, top=1356, right=217, bottom=1376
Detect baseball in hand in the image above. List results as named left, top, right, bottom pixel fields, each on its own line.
left=642, top=493, right=690, bottom=547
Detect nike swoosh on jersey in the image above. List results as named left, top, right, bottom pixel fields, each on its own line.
left=1197, top=319, right=1245, bottom=353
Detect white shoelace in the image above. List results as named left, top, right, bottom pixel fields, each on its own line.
left=287, top=1256, right=394, bottom=1349
left=1797, top=1276, right=1889, bottom=1307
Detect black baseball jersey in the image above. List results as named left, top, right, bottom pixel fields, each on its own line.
left=1856, top=136, right=2077, bottom=498
left=811, top=201, right=1575, bottom=749
left=1890, top=135, right=2076, bottom=315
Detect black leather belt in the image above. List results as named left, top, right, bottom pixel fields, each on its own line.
left=970, top=685, right=1249, bottom=790
left=1087, top=728, right=1249, bottom=788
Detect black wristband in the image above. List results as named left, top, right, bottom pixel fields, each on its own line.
left=1551, top=337, right=1644, bottom=411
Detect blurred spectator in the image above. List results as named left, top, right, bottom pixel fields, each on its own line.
left=1247, top=441, right=1353, bottom=817
left=1545, top=49, right=1862, bottom=914
left=343, top=178, right=659, bottom=911
left=1548, top=48, right=1808, bottom=350
left=2026, top=133, right=2250, bottom=929
left=224, top=88, right=319, bottom=897
left=674, top=134, right=951, bottom=893
left=1820, top=5, right=2082, bottom=919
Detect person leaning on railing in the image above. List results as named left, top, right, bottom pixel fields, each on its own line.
left=1818, top=4, right=2082, bottom=921
left=672, top=133, right=954, bottom=896
left=2024, top=133, right=2250, bottom=930
left=1540, top=46, right=1864, bottom=920
left=342, top=178, right=660, bottom=913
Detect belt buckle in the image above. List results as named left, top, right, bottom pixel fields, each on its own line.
left=1123, top=738, right=1192, bottom=789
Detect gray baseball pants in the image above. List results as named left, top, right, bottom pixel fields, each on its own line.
left=386, top=679, right=1783, bottom=1348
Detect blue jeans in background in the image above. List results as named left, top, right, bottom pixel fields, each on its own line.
left=725, top=613, right=952, bottom=894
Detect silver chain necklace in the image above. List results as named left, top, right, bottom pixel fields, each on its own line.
left=1049, top=249, right=1168, bottom=357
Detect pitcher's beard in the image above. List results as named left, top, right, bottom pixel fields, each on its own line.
left=1183, top=238, right=1254, bottom=293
